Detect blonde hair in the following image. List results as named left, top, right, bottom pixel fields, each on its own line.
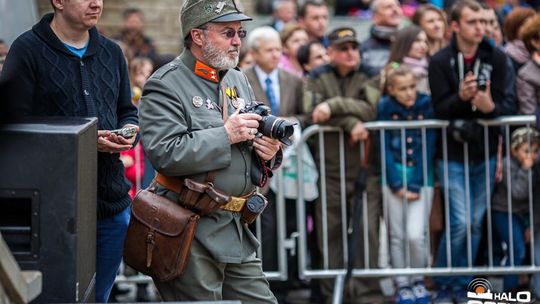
left=382, top=64, right=416, bottom=94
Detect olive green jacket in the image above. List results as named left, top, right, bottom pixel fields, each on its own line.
left=139, top=49, right=261, bottom=263
left=303, top=64, right=378, bottom=179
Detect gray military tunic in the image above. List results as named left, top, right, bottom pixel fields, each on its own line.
left=139, top=49, right=261, bottom=264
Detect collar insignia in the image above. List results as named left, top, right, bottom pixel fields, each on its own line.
left=194, top=60, right=219, bottom=83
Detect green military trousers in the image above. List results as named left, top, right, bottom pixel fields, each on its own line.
left=154, top=238, right=278, bottom=303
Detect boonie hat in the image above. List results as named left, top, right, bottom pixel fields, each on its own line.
left=181, top=0, right=252, bottom=38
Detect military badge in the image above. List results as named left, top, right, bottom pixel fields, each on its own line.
left=192, top=96, right=204, bottom=108
left=236, top=98, right=246, bottom=109
left=205, top=99, right=215, bottom=110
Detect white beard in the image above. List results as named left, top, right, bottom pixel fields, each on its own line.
left=202, top=37, right=239, bottom=70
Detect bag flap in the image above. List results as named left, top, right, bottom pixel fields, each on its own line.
left=131, top=190, right=199, bottom=237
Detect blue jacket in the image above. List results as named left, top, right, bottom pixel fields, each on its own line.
left=377, top=93, right=436, bottom=193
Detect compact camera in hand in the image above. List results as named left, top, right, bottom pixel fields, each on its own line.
left=239, top=103, right=296, bottom=145
left=110, top=126, right=137, bottom=138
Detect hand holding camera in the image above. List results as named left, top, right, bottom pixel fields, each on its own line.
left=224, top=109, right=261, bottom=144
left=471, top=80, right=495, bottom=113
left=458, top=72, right=478, bottom=101
left=97, top=124, right=139, bottom=153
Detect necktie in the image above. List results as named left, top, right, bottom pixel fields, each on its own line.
left=265, top=77, right=278, bottom=115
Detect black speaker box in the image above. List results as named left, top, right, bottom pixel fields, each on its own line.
left=0, top=117, right=97, bottom=303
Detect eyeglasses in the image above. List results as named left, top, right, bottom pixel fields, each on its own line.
left=200, top=28, right=247, bottom=39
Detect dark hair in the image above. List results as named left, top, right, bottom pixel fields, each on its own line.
left=387, top=25, right=424, bottom=64
left=0, top=39, right=4, bottom=44
left=504, top=7, right=536, bottom=41
left=412, top=4, right=447, bottom=29
left=450, top=0, right=483, bottom=23
left=297, top=41, right=321, bottom=73
left=520, top=14, right=540, bottom=54
left=123, top=8, right=143, bottom=20
left=298, top=0, right=326, bottom=18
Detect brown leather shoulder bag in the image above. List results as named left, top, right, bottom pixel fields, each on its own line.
left=123, top=189, right=200, bottom=281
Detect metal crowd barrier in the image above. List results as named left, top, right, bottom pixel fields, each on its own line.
left=293, top=115, right=540, bottom=303
left=115, top=115, right=540, bottom=303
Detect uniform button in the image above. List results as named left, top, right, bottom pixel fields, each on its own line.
left=407, top=149, right=413, bottom=155
left=80, top=61, right=84, bottom=66
left=407, top=137, right=413, bottom=143
left=207, top=125, right=212, bottom=128
left=246, top=173, right=249, bottom=176
left=418, top=115, right=424, bottom=120
left=84, top=90, right=89, bottom=96
left=408, top=161, right=414, bottom=167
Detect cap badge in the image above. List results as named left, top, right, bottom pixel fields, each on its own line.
left=338, top=29, right=354, bottom=38
left=204, top=4, right=213, bottom=13
left=215, top=1, right=225, bottom=14
left=192, top=96, right=204, bottom=108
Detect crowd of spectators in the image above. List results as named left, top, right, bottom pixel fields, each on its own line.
left=2, top=0, right=540, bottom=303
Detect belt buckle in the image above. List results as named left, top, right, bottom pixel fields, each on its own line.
left=227, top=196, right=245, bottom=212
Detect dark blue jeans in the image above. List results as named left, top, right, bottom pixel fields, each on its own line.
left=96, top=206, right=130, bottom=303
left=492, top=211, right=527, bottom=291
left=434, top=158, right=496, bottom=292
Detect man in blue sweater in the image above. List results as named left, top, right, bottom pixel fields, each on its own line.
left=0, top=0, right=138, bottom=302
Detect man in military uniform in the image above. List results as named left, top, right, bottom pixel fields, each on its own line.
left=139, top=0, right=280, bottom=302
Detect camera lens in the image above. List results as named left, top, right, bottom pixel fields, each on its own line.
left=259, top=115, right=295, bottom=145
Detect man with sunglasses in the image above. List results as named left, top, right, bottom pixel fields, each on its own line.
left=303, top=27, right=383, bottom=303
left=138, top=0, right=280, bottom=302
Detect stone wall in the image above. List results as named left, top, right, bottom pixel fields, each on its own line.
left=35, top=0, right=256, bottom=56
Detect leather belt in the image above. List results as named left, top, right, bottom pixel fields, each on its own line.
left=155, top=173, right=248, bottom=212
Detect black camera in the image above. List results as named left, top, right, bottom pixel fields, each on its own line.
left=240, top=103, right=296, bottom=145
left=476, top=64, right=491, bottom=91
left=477, top=73, right=487, bottom=91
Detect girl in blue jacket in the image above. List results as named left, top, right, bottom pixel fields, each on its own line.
left=377, top=65, right=436, bottom=304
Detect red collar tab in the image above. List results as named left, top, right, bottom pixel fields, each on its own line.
left=194, top=60, right=219, bottom=83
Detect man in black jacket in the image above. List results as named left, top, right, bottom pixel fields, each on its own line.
left=428, top=0, right=516, bottom=302
left=0, top=0, right=138, bottom=302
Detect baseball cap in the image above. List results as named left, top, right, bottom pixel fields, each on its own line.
left=328, top=27, right=359, bottom=46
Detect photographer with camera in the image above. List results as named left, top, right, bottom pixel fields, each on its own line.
left=138, top=0, right=282, bottom=302
left=427, top=0, right=516, bottom=302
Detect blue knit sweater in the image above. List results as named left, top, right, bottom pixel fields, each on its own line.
left=1, top=13, right=138, bottom=219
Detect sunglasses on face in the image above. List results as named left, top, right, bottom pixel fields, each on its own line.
left=201, top=28, right=247, bottom=39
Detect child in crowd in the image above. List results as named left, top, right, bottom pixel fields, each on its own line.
left=491, top=127, right=540, bottom=292
left=377, top=66, right=436, bottom=304
left=119, top=57, right=153, bottom=198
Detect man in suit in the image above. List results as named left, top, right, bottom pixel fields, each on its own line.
left=244, top=26, right=305, bottom=123
left=244, top=26, right=304, bottom=304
